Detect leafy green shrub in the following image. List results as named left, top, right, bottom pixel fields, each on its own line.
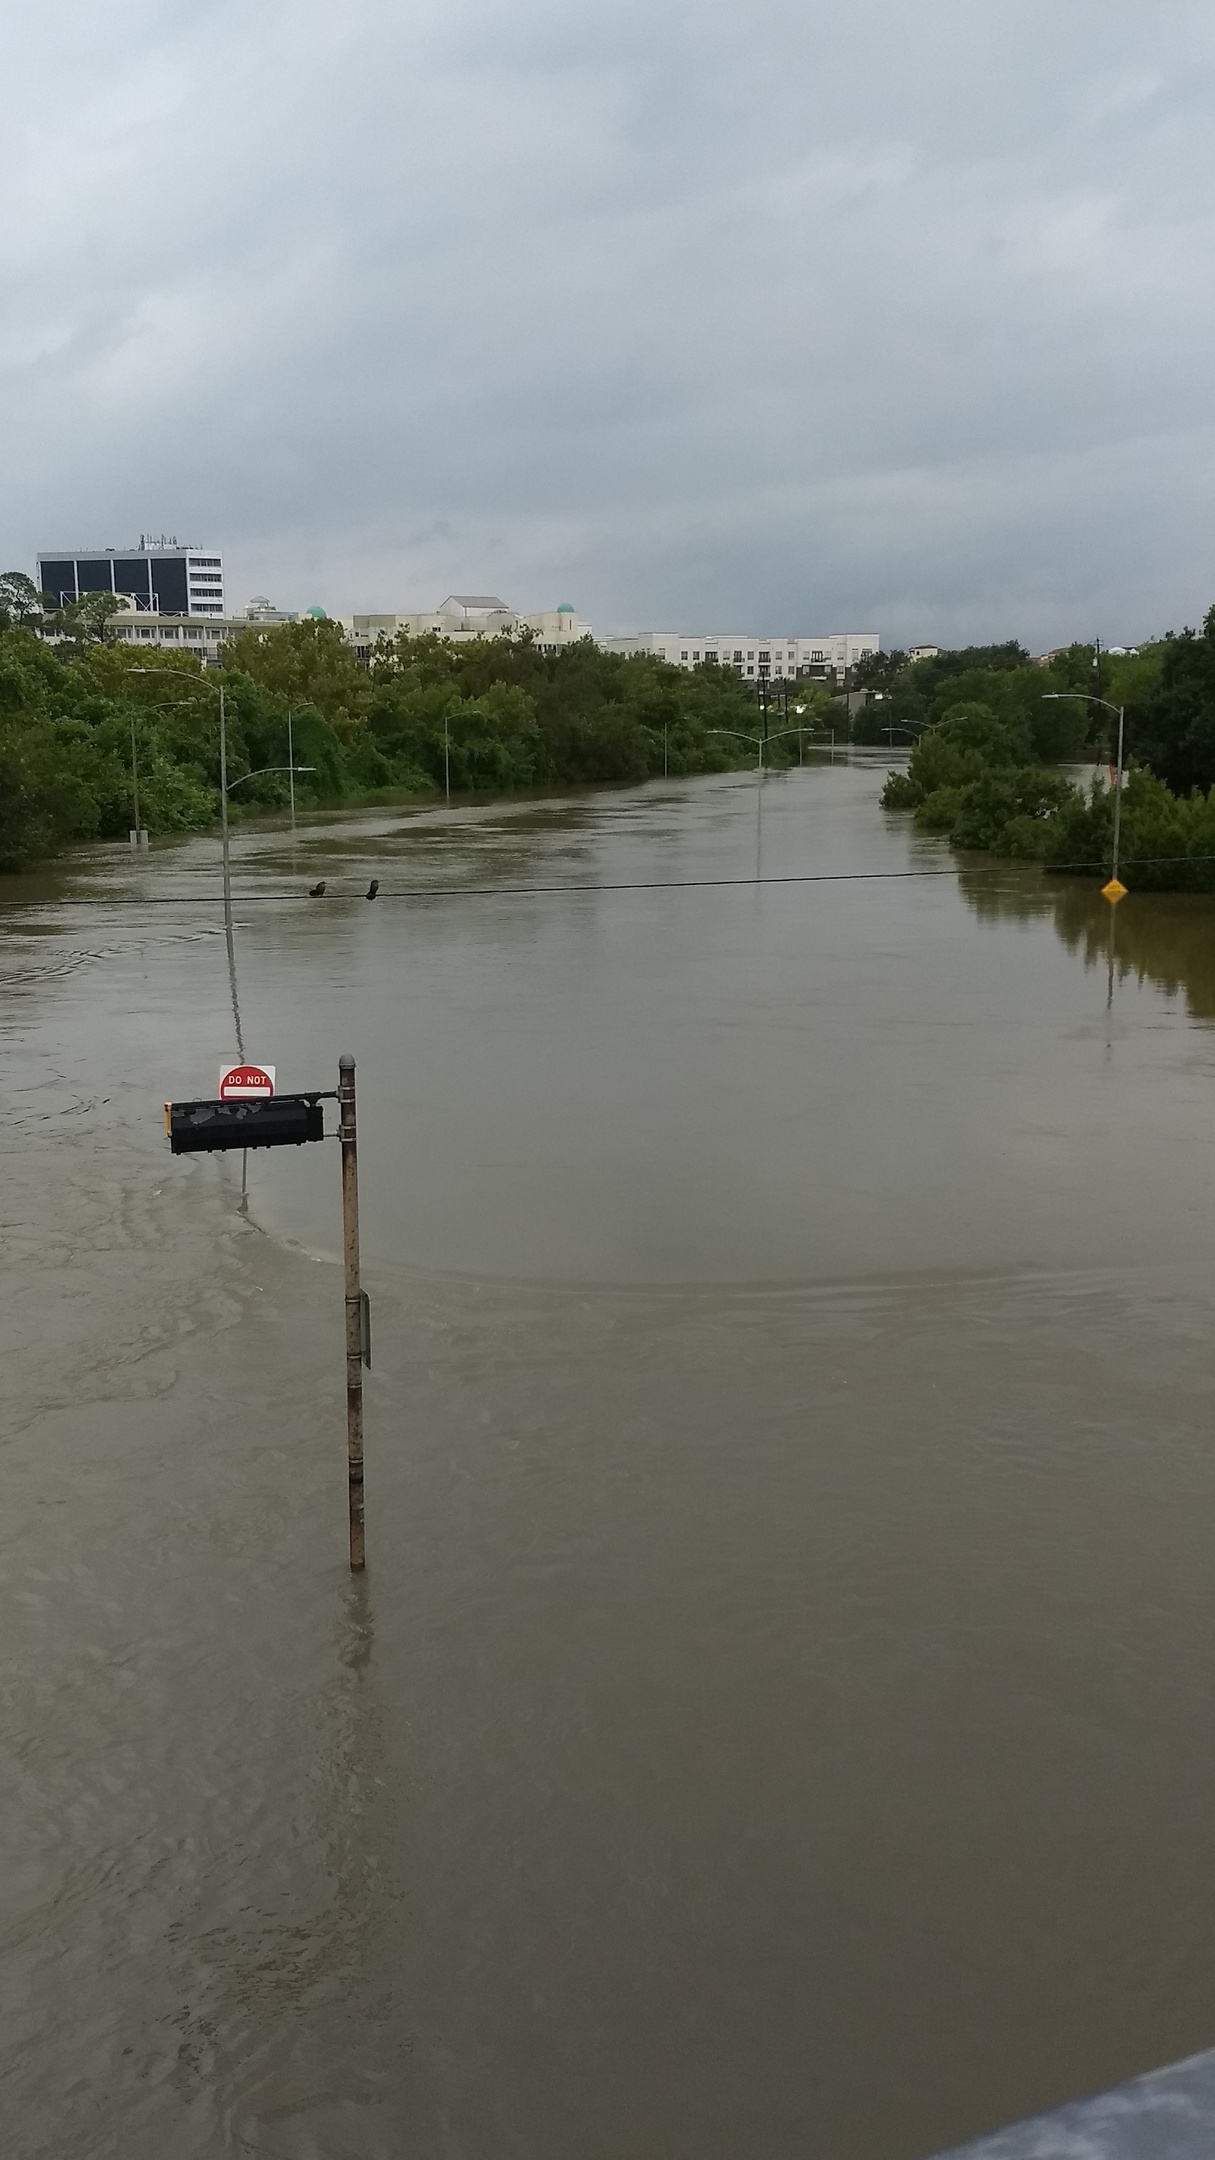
left=951, top=768, right=1076, bottom=852
left=881, top=770, right=922, bottom=809
left=915, top=786, right=965, bottom=832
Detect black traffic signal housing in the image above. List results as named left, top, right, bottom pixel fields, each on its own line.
left=165, top=1095, right=325, bottom=1153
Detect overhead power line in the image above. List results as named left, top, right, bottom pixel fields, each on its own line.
left=2, top=856, right=1213, bottom=910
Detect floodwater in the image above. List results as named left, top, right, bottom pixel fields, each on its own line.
left=5, top=759, right=1215, bottom=2158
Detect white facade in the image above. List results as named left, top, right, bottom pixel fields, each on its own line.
left=107, top=612, right=239, bottom=661
left=340, top=594, right=593, bottom=660
left=597, top=630, right=880, bottom=678
left=185, top=553, right=226, bottom=614
left=107, top=597, right=304, bottom=661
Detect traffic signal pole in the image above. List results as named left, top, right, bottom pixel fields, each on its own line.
left=338, top=1055, right=366, bottom=1572
left=167, top=1058, right=370, bottom=1571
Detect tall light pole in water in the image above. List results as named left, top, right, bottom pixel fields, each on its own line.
left=1042, top=693, right=1127, bottom=886
left=132, top=668, right=242, bottom=1053
left=707, top=726, right=807, bottom=778
left=130, top=667, right=313, bottom=1056
left=128, top=714, right=146, bottom=846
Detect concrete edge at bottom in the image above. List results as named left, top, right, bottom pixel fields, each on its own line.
left=926, top=2045, right=1215, bottom=2158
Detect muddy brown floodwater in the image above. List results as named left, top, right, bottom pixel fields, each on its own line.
left=5, top=759, right=1215, bottom=2159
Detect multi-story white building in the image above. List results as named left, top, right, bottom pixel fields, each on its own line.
left=340, top=594, right=593, bottom=660
left=37, top=539, right=225, bottom=617
left=106, top=595, right=306, bottom=662
left=596, top=629, right=879, bottom=679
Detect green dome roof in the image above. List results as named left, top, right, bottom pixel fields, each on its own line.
left=557, top=602, right=575, bottom=613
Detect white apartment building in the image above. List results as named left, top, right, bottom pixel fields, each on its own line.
left=340, top=594, right=593, bottom=660
left=106, top=595, right=304, bottom=662
left=597, top=630, right=879, bottom=678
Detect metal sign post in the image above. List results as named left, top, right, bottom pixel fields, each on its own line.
left=165, top=1053, right=371, bottom=1572
left=338, top=1055, right=366, bottom=1572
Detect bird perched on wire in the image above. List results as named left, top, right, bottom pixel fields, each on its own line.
left=308, top=880, right=326, bottom=897
left=366, top=879, right=380, bottom=900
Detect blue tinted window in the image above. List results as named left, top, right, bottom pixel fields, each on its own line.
left=151, top=558, right=189, bottom=614
left=114, top=559, right=153, bottom=605
left=76, top=559, right=115, bottom=593
left=38, top=560, right=77, bottom=604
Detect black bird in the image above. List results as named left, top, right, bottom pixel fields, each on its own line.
left=308, top=880, right=326, bottom=897
left=366, top=879, right=380, bottom=900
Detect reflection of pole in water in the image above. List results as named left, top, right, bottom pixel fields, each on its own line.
left=1105, top=899, right=1118, bottom=1059
left=1107, top=907, right=1116, bottom=1012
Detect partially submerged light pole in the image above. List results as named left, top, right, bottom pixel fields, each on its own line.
left=1111, top=700, right=1126, bottom=887
left=1042, top=691, right=1127, bottom=892
left=707, top=725, right=816, bottom=777
left=287, top=712, right=297, bottom=834
left=128, top=716, right=148, bottom=847
left=339, top=1055, right=366, bottom=1572
left=218, top=681, right=231, bottom=913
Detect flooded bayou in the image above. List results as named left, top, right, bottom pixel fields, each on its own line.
left=5, top=758, right=1215, bottom=2158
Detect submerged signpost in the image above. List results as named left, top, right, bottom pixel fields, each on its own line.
left=164, top=1055, right=369, bottom=1571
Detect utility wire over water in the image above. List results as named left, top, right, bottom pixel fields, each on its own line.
left=5, top=854, right=1212, bottom=909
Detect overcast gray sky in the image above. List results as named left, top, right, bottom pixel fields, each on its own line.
left=2, top=0, right=1214, bottom=645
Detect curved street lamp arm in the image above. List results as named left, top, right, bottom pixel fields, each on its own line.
left=1042, top=692, right=1123, bottom=718
left=225, top=764, right=316, bottom=793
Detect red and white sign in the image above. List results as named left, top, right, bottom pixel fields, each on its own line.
left=219, top=1063, right=276, bottom=1101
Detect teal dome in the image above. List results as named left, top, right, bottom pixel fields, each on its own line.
left=306, top=606, right=327, bottom=619
left=557, top=602, right=574, bottom=614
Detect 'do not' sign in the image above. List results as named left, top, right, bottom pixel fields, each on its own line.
left=219, top=1062, right=276, bottom=1101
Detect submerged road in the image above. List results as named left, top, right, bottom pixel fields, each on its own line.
left=4, top=760, right=1215, bottom=2156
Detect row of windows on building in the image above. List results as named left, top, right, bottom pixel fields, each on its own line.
left=678, top=649, right=822, bottom=664
left=122, top=624, right=225, bottom=640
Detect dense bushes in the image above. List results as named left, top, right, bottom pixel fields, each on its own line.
left=1044, top=770, right=1215, bottom=889
left=879, top=705, right=1079, bottom=859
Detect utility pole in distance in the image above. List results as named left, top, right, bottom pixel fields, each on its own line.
left=339, top=1055, right=366, bottom=1571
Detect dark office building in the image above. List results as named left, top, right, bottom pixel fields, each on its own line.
left=36, top=542, right=225, bottom=617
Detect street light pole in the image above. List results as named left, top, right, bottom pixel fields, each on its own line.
left=130, top=666, right=309, bottom=1058
left=218, top=682, right=231, bottom=917
left=707, top=726, right=808, bottom=777
left=1042, top=692, right=1127, bottom=884
left=1111, top=700, right=1126, bottom=885
left=129, top=714, right=145, bottom=847
left=288, top=712, right=296, bottom=834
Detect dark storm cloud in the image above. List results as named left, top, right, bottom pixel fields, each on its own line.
left=3, top=0, right=1214, bottom=643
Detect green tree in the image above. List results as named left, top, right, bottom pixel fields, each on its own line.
left=222, top=617, right=372, bottom=734
left=53, top=591, right=126, bottom=645
left=0, top=571, right=49, bottom=629
left=1124, top=610, right=1215, bottom=795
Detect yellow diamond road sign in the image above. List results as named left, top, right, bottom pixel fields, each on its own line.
left=1102, top=877, right=1127, bottom=903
